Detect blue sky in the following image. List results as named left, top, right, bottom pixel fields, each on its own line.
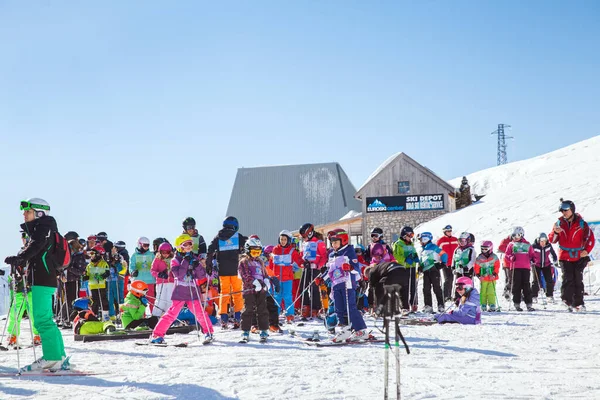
left=0, top=0, right=598, bottom=256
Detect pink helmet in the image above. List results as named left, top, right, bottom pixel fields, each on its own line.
left=371, top=243, right=384, bottom=257
left=481, top=240, right=493, bottom=252
left=263, top=245, right=274, bottom=255
left=158, top=242, right=173, bottom=252
left=456, top=276, right=473, bottom=289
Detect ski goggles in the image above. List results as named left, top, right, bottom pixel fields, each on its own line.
left=455, top=284, right=466, bottom=290
left=512, top=234, right=523, bottom=239
left=371, top=233, right=382, bottom=239
left=480, top=246, right=490, bottom=253
left=140, top=243, right=150, bottom=248
left=403, top=232, right=414, bottom=239
left=19, top=200, right=50, bottom=212
left=180, top=241, right=193, bottom=249
left=559, top=202, right=572, bottom=212
left=184, top=225, right=195, bottom=231
left=249, top=248, right=262, bottom=258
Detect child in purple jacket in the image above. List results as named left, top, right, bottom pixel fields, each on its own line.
left=239, top=237, right=271, bottom=343
left=150, top=234, right=214, bottom=344
left=435, top=277, right=481, bottom=324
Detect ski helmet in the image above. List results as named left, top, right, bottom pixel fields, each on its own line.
left=558, top=198, right=575, bottom=214
left=370, top=227, right=383, bottom=239
left=114, top=240, right=126, bottom=249
left=153, top=237, right=167, bottom=252
left=72, top=297, right=92, bottom=311
left=456, top=276, right=473, bottom=290
left=278, top=230, right=292, bottom=246
left=299, top=223, right=314, bottom=239
left=458, top=232, right=472, bottom=246
left=263, top=245, right=274, bottom=255
left=371, top=243, right=385, bottom=257
left=90, top=245, right=105, bottom=262
left=175, top=234, right=193, bottom=250
left=355, top=244, right=365, bottom=254
left=223, top=216, right=239, bottom=231
left=64, top=231, right=79, bottom=242
left=329, top=228, right=349, bottom=247
left=78, top=238, right=87, bottom=247
left=137, top=237, right=151, bottom=249
left=511, top=226, right=525, bottom=239
left=158, top=242, right=173, bottom=253
left=480, top=240, right=493, bottom=255
left=129, top=280, right=148, bottom=298
left=182, top=217, right=196, bottom=230
left=443, top=225, right=452, bottom=232
left=96, top=232, right=108, bottom=242
left=419, top=232, right=433, bottom=244
left=538, top=233, right=548, bottom=242
left=20, top=198, right=50, bottom=218
left=400, top=226, right=414, bottom=240
left=245, top=237, right=263, bottom=253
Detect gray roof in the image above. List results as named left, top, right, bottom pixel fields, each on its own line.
left=226, top=163, right=361, bottom=244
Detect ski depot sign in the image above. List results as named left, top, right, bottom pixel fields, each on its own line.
left=366, top=194, right=445, bottom=213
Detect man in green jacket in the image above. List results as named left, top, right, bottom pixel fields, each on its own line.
left=4, top=198, right=68, bottom=372
left=392, top=226, right=419, bottom=312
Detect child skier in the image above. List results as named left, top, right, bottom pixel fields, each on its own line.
left=268, top=230, right=303, bottom=324
left=151, top=242, right=175, bottom=317
left=505, top=227, right=535, bottom=311
left=418, top=232, right=447, bottom=313
left=121, top=281, right=158, bottom=330
left=83, top=246, right=110, bottom=320
left=129, top=237, right=156, bottom=313
left=474, top=241, right=500, bottom=311
left=151, top=234, right=214, bottom=344
left=434, top=277, right=481, bottom=325
left=71, top=297, right=116, bottom=335
left=326, top=228, right=368, bottom=342
left=392, top=226, right=419, bottom=312
left=531, top=233, right=558, bottom=303
left=6, top=266, right=40, bottom=347
left=239, top=237, right=271, bottom=343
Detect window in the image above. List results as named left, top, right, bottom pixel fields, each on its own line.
left=398, top=181, right=410, bottom=194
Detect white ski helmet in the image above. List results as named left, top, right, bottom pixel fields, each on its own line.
left=137, top=236, right=151, bottom=248
left=20, top=198, right=50, bottom=218
left=511, top=226, right=525, bottom=238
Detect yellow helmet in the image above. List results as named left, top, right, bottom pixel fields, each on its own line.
left=175, top=234, right=193, bottom=250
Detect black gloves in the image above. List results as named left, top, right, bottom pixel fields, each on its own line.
left=131, top=270, right=139, bottom=278
left=4, top=256, right=24, bottom=266
left=81, top=275, right=90, bottom=281
left=303, top=261, right=311, bottom=269
left=320, top=266, right=327, bottom=274
left=205, top=264, right=212, bottom=276
left=157, top=271, right=169, bottom=279
left=189, top=258, right=200, bottom=270
left=101, top=271, right=111, bottom=279
left=434, top=262, right=445, bottom=270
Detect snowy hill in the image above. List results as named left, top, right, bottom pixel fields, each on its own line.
left=419, top=135, right=600, bottom=257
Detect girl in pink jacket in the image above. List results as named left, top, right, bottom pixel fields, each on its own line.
left=505, top=226, right=535, bottom=311
left=151, top=242, right=175, bottom=317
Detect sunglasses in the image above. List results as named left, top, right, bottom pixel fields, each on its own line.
left=20, top=201, right=50, bottom=212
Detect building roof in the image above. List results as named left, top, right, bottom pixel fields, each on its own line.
left=355, top=152, right=456, bottom=198
left=226, top=162, right=361, bottom=244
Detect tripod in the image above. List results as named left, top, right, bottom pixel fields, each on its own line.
left=382, top=284, right=410, bottom=400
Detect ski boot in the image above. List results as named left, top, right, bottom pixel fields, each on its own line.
left=488, top=305, right=497, bottom=312
left=481, top=305, right=487, bottom=312
left=422, top=305, right=434, bottom=314
left=437, top=305, right=445, bottom=313
left=20, top=357, right=63, bottom=373
left=8, top=335, right=17, bottom=347
left=575, top=305, right=586, bottom=312
left=269, top=325, right=283, bottom=334
left=33, top=335, right=42, bottom=345
left=348, top=329, right=367, bottom=342
left=286, top=315, right=294, bottom=324
left=548, top=297, right=556, bottom=304
left=514, top=303, right=523, bottom=312
left=332, top=326, right=352, bottom=343
left=150, top=336, right=165, bottom=344
left=259, top=330, right=268, bottom=343
left=239, top=331, right=250, bottom=343
left=526, top=304, right=535, bottom=312
left=532, top=297, right=538, bottom=304
left=250, top=325, right=258, bottom=334
left=232, top=320, right=241, bottom=330
left=203, top=333, right=214, bottom=345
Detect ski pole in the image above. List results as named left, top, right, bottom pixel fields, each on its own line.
left=20, top=274, right=38, bottom=362
left=0, top=276, right=17, bottom=348
left=193, top=280, right=213, bottom=340
left=187, top=275, right=203, bottom=342
left=286, top=272, right=325, bottom=315
left=531, top=266, right=547, bottom=308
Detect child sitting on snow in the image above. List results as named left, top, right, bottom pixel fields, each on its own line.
left=121, top=281, right=158, bottom=330
left=434, top=277, right=481, bottom=325
left=71, top=297, right=116, bottom=335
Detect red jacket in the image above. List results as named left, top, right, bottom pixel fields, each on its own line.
left=268, top=244, right=303, bottom=282
left=436, top=235, right=458, bottom=266
left=497, top=236, right=512, bottom=268
left=300, top=237, right=328, bottom=269
left=549, top=214, right=595, bottom=262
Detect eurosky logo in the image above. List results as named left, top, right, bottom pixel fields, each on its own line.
left=367, top=199, right=387, bottom=212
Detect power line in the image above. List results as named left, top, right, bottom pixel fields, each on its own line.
left=491, top=123, right=513, bottom=165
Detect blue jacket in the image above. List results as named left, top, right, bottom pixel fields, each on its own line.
left=129, top=249, right=156, bottom=284
left=453, top=289, right=481, bottom=319
left=419, top=242, right=448, bottom=272
left=326, top=245, right=360, bottom=289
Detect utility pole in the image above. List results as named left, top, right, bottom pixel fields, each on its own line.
left=491, top=124, right=513, bottom=165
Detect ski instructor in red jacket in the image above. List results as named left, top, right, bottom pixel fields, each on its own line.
left=548, top=199, right=595, bottom=312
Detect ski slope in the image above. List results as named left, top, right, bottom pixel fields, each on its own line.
left=2, top=137, right=600, bottom=399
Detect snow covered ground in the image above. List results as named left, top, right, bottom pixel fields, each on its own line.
left=1, top=294, right=600, bottom=400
